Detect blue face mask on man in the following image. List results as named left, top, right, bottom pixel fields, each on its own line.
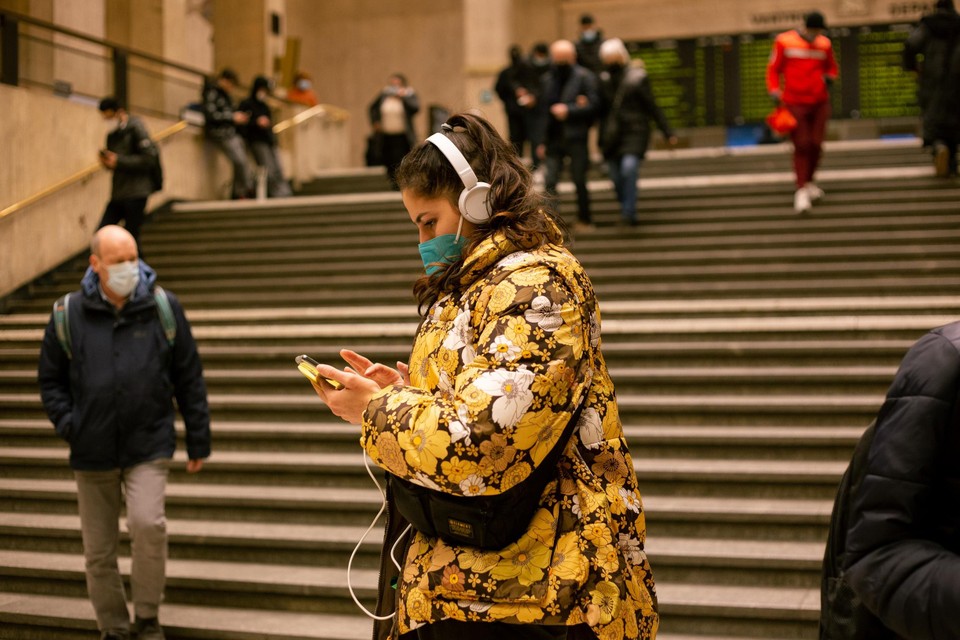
left=419, top=233, right=468, bottom=275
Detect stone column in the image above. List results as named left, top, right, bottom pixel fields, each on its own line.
left=462, top=0, right=513, bottom=136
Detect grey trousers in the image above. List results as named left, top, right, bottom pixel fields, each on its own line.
left=214, top=134, right=255, bottom=198
left=250, top=141, right=292, bottom=197
left=74, top=459, right=170, bottom=633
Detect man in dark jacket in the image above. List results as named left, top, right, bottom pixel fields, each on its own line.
left=842, top=321, right=960, bottom=639
left=904, top=0, right=960, bottom=177
left=598, top=39, right=677, bottom=226
left=540, top=39, right=600, bottom=233
left=575, top=13, right=604, bottom=75
left=96, top=98, right=161, bottom=253
left=202, top=68, right=255, bottom=199
left=494, top=45, right=532, bottom=159
left=238, top=75, right=292, bottom=198
left=38, top=225, right=211, bottom=640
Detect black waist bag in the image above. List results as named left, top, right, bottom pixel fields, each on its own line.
left=389, top=401, right=585, bottom=550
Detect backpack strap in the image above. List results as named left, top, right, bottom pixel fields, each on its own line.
left=53, top=293, right=74, bottom=359
left=153, top=286, right=177, bottom=347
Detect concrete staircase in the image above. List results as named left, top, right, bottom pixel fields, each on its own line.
left=1, top=138, right=958, bottom=639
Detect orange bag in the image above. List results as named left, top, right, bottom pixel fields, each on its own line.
left=766, top=106, right=797, bottom=135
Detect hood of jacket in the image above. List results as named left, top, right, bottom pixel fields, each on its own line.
left=923, top=10, right=960, bottom=37
left=80, top=259, right=158, bottom=302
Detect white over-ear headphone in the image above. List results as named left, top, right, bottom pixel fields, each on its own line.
left=426, top=131, right=492, bottom=224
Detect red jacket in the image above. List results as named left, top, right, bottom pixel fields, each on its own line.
left=766, top=29, right=838, bottom=105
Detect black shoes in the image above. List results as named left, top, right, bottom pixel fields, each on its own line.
left=133, top=616, right=166, bottom=640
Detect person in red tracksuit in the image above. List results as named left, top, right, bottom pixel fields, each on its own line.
left=767, top=11, right=839, bottom=213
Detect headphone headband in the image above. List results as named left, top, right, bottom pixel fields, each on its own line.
left=425, top=131, right=492, bottom=224
left=426, top=133, right=478, bottom=190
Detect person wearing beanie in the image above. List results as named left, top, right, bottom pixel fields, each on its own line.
left=904, top=0, right=960, bottom=177
left=766, top=10, right=838, bottom=213
left=238, top=76, right=293, bottom=198
left=575, top=13, right=604, bottom=75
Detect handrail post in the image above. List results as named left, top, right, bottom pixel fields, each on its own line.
left=1, top=14, right=20, bottom=86
left=112, top=47, right=127, bottom=106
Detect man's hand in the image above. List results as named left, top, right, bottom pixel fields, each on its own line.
left=550, top=103, right=569, bottom=121
left=186, top=458, right=204, bottom=473
left=233, top=112, right=250, bottom=125
left=575, top=94, right=589, bottom=108
left=98, top=150, right=118, bottom=170
left=769, top=89, right=783, bottom=106
left=256, top=115, right=271, bottom=128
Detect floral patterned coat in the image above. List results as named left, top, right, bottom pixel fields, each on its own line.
left=361, top=232, right=658, bottom=639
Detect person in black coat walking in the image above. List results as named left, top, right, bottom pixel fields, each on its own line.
left=904, top=0, right=960, bottom=177
left=238, top=76, right=292, bottom=198
left=597, top=39, right=677, bottom=226
left=842, top=321, right=960, bottom=639
left=96, top=98, right=161, bottom=253
left=539, top=39, right=600, bottom=233
left=38, top=225, right=210, bottom=640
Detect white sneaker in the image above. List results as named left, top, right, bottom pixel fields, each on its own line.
left=804, top=182, right=824, bottom=202
left=794, top=188, right=812, bottom=213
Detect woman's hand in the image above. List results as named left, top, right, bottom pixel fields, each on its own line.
left=309, top=363, right=380, bottom=425
left=340, top=349, right=410, bottom=388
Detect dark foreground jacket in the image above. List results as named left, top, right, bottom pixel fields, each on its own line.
left=38, top=261, right=210, bottom=471
left=904, top=8, right=960, bottom=143
left=106, top=115, right=161, bottom=201
left=843, top=322, right=960, bottom=639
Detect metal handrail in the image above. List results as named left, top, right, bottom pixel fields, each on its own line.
left=0, top=9, right=209, bottom=79
left=0, top=102, right=350, bottom=222
left=273, top=103, right=350, bottom=134
left=0, top=120, right=188, bottom=221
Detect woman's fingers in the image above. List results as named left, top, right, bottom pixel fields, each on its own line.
left=340, top=349, right=373, bottom=372
left=397, top=361, right=411, bottom=385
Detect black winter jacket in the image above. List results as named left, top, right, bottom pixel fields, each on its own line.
left=202, top=81, right=239, bottom=140
left=542, top=64, right=599, bottom=147
left=598, top=65, right=674, bottom=160
left=843, top=322, right=960, bottom=640
left=238, top=95, right=277, bottom=146
left=38, top=262, right=211, bottom=471
left=904, top=9, right=960, bottom=143
left=105, top=116, right=160, bottom=201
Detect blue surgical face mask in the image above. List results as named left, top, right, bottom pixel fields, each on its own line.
left=419, top=232, right=468, bottom=276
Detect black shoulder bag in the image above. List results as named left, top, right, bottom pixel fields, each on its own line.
left=389, top=400, right=585, bottom=550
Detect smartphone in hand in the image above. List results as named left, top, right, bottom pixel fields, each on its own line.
left=295, top=354, right=344, bottom=390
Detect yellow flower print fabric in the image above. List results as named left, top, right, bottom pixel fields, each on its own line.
left=361, top=234, right=658, bottom=639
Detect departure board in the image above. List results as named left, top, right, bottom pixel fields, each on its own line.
left=738, top=34, right=775, bottom=123
left=855, top=25, right=919, bottom=118
left=624, top=22, right=921, bottom=129
left=627, top=39, right=704, bottom=129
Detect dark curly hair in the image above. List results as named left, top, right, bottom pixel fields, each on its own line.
left=395, top=112, right=565, bottom=314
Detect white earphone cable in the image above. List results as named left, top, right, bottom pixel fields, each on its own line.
left=346, top=451, right=412, bottom=621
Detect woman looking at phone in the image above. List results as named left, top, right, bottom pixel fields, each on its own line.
left=309, top=113, right=658, bottom=640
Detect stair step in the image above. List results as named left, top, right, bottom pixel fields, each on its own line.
left=0, top=591, right=372, bottom=639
